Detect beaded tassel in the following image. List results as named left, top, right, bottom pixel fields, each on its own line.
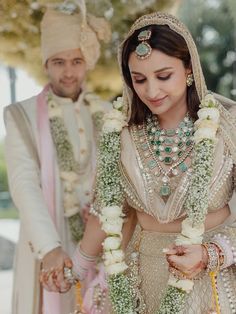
left=73, top=281, right=84, bottom=314
left=209, top=271, right=221, bottom=314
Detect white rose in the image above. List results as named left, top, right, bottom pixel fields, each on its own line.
left=113, top=97, right=123, bottom=110
left=101, top=206, right=123, bottom=218
left=105, top=109, right=124, bottom=120
left=48, top=99, right=62, bottom=118
left=103, top=236, right=122, bottom=250
left=60, top=171, right=79, bottom=183
left=63, top=192, right=77, bottom=208
left=84, top=93, right=105, bottom=114
left=201, top=93, right=217, bottom=108
left=103, top=109, right=127, bottom=133
left=100, top=216, right=123, bottom=228
left=168, top=274, right=194, bottom=293
left=103, top=119, right=126, bottom=133
left=195, top=119, right=218, bottom=131
left=102, top=220, right=123, bottom=235
left=64, top=206, right=79, bottom=217
left=194, top=127, right=217, bottom=144
left=175, top=218, right=204, bottom=245
left=104, top=249, right=125, bottom=266
left=105, top=261, right=128, bottom=275
left=175, top=234, right=203, bottom=245
left=197, top=108, right=220, bottom=123
left=181, top=218, right=204, bottom=238
left=64, top=181, right=73, bottom=192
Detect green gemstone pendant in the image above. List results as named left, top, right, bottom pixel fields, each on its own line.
left=135, top=42, right=152, bottom=59
left=166, top=129, right=176, bottom=136
left=179, top=162, right=188, bottom=172
left=164, top=156, right=172, bottom=165
left=186, top=139, right=192, bottom=147
left=165, top=138, right=174, bottom=145
left=141, top=143, right=149, bottom=150
left=147, top=160, right=157, bottom=169
left=164, top=146, right=172, bottom=154
left=160, top=184, right=171, bottom=196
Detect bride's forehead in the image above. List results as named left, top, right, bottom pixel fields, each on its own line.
left=128, top=50, right=184, bottom=69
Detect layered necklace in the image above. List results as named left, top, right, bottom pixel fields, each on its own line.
left=143, top=113, right=194, bottom=197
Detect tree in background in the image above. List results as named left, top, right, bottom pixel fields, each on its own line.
left=178, top=0, right=236, bottom=100
left=0, top=0, right=180, bottom=98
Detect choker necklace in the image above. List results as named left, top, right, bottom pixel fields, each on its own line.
left=143, top=114, right=194, bottom=197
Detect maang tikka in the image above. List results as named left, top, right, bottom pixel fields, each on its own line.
left=135, top=29, right=152, bottom=59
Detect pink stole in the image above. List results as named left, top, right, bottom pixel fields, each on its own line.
left=37, top=85, right=61, bottom=314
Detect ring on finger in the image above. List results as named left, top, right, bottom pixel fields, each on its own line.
left=63, top=267, right=78, bottom=285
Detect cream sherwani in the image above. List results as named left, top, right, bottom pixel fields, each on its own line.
left=4, top=88, right=108, bottom=314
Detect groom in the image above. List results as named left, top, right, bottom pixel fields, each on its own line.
left=4, top=2, right=110, bottom=314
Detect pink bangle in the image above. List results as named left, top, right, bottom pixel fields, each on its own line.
left=72, top=243, right=97, bottom=281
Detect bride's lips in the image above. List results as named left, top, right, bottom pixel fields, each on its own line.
left=148, top=95, right=168, bottom=106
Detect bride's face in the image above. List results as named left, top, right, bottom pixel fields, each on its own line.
left=128, top=49, right=191, bottom=119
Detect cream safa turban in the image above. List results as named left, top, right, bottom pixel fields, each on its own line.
left=40, top=1, right=111, bottom=69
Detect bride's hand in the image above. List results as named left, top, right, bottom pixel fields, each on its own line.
left=165, top=244, right=208, bottom=279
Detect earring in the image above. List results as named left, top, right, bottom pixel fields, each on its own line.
left=186, top=73, right=194, bottom=87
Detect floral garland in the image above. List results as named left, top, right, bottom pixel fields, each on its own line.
left=157, top=94, right=220, bottom=313
left=97, top=94, right=220, bottom=313
left=48, top=90, right=105, bottom=242
left=48, top=92, right=84, bottom=242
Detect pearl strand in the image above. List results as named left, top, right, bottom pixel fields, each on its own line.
left=221, top=267, right=236, bottom=313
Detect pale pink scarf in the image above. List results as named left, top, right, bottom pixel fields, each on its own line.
left=37, top=84, right=61, bottom=314
left=83, top=265, right=108, bottom=313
